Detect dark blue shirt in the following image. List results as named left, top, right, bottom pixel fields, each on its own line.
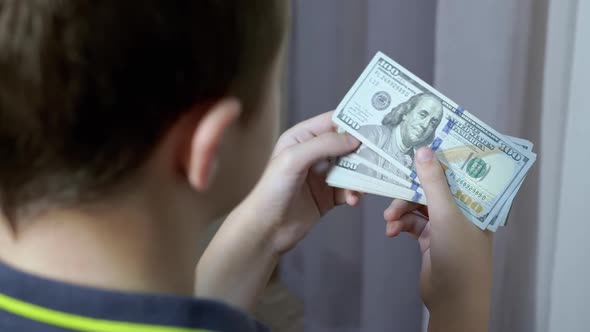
left=0, top=262, right=268, bottom=332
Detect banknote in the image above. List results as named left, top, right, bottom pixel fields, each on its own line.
left=337, top=154, right=423, bottom=193
left=328, top=133, right=531, bottom=231
left=332, top=52, right=537, bottom=229
left=329, top=128, right=424, bottom=194
left=327, top=172, right=427, bottom=205
left=486, top=137, right=534, bottom=231
left=327, top=156, right=427, bottom=204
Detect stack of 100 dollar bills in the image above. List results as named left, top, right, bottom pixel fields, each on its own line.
left=327, top=52, right=536, bottom=232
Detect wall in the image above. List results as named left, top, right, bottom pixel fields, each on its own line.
left=548, top=0, right=590, bottom=330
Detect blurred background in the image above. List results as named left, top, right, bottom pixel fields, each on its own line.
left=267, top=0, right=590, bottom=332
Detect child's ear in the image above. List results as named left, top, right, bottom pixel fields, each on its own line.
left=185, top=97, right=241, bottom=191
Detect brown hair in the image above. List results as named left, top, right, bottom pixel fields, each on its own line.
left=0, top=0, right=286, bottom=219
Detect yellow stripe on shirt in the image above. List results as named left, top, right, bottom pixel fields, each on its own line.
left=0, top=292, right=215, bottom=332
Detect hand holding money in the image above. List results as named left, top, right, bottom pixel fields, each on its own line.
left=384, top=147, right=493, bottom=330
left=327, top=52, right=536, bottom=232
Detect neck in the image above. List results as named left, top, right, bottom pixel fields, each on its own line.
left=0, top=194, right=205, bottom=296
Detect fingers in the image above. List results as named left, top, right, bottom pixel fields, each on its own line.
left=384, top=199, right=420, bottom=222
left=335, top=189, right=363, bottom=206
left=386, top=212, right=429, bottom=239
left=384, top=199, right=429, bottom=222
left=277, top=132, right=360, bottom=173
left=414, top=147, right=457, bottom=217
left=346, top=190, right=363, bottom=206
left=273, top=111, right=337, bottom=155
left=286, top=111, right=336, bottom=137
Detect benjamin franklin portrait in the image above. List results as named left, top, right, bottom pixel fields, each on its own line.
left=356, top=93, right=444, bottom=181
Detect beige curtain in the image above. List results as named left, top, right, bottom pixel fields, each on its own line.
left=436, top=0, right=590, bottom=331
left=545, top=0, right=590, bottom=330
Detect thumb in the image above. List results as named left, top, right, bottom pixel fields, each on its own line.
left=414, top=147, right=457, bottom=217
left=278, top=132, right=360, bottom=173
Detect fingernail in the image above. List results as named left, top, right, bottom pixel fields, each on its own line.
left=386, top=222, right=396, bottom=237
left=384, top=208, right=393, bottom=221
left=346, top=134, right=361, bottom=147
left=416, top=147, right=434, bottom=163
left=312, top=160, right=331, bottom=173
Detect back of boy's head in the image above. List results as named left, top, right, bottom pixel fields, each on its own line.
left=0, top=0, right=285, bottom=220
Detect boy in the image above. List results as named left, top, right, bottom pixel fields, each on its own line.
left=0, top=1, right=493, bottom=331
